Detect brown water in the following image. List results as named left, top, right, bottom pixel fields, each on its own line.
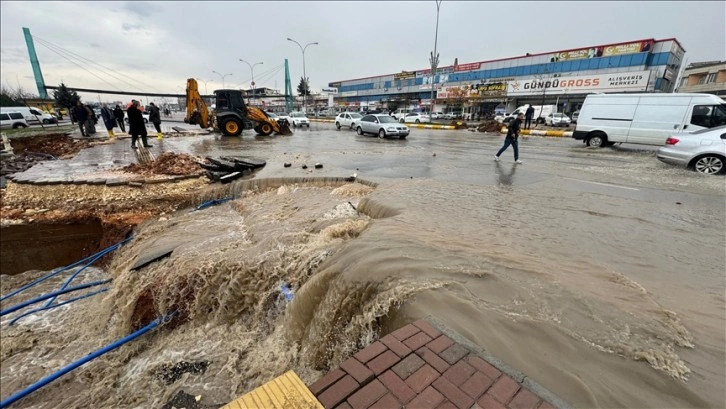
left=1, top=129, right=724, bottom=408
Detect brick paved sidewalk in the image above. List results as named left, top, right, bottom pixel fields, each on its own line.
left=308, top=319, right=571, bottom=409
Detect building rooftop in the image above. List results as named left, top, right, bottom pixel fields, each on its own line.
left=686, top=61, right=726, bottom=69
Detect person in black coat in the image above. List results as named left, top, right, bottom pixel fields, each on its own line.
left=127, top=100, right=151, bottom=149
left=148, top=102, right=162, bottom=139
left=113, top=105, right=126, bottom=133
left=495, top=113, right=524, bottom=164
left=72, top=101, right=88, bottom=137
left=100, top=103, right=117, bottom=138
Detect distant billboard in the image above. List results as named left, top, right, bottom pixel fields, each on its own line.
left=321, top=87, right=338, bottom=94
left=506, top=71, right=651, bottom=96
left=550, top=40, right=653, bottom=62
left=394, top=71, right=416, bottom=80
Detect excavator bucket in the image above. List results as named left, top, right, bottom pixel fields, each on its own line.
left=277, top=120, right=293, bottom=135
left=247, top=107, right=292, bottom=136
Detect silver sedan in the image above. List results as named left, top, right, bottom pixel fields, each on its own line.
left=356, top=114, right=410, bottom=139
left=656, top=126, right=726, bottom=175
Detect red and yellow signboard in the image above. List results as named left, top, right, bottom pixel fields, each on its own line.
left=550, top=40, right=653, bottom=62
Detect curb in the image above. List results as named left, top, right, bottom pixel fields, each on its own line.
left=407, top=124, right=456, bottom=130
left=500, top=127, right=572, bottom=138
left=309, top=119, right=335, bottom=123
left=424, top=315, right=574, bottom=409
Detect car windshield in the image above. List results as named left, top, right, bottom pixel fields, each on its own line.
left=268, top=113, right=278, bottom=118
left=350, top=113, right=363, bottom=119
left=292, top=112, right=306, bottom=118
left=378, top=116, right=397, bottom=123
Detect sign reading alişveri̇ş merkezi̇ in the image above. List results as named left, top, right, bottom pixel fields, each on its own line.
left=506, top=70, right=651, bottom=96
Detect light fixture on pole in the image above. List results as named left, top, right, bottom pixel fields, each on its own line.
left=287, top=37, right=318, bottom=113
left=239, top=59, right=263, bottom=100
left=212, top=70, right=233, bottom=89
left=429, top=0, right=443, bottom=114
left=196, top=78, right=211, bottom=95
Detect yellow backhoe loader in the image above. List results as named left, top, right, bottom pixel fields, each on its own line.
left=184, top=78, right=291, bottom=136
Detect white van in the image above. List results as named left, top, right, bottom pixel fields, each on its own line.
left=0, top=106, right=57, bottom=124
left=573, top=93, right=726, bottom=147
left=504, top=105, right=556, bottom=124
left=0, top=112, right=29, bottom=129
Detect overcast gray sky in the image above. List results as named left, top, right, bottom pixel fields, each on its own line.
left=1, top=1, right=724, bottom=102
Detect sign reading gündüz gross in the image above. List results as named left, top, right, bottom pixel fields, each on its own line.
left=507, top=70, right=651, bottom=95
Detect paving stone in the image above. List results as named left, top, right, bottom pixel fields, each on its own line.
left=537, top=400, right=556, bottom=409
left=416, top=347, right=451, bottom=374
left=406, top=386, right=444, bottom=409
left=403, top=331, right=433, bottom=351
left=378, top=370, right=416, bottom=404
left=345, top=379, right=387, bottom=409
left=366, top=350, right=401, bottom=375
left=392, top=354, right=425, bottom=380
left=380, top=334, right=412, bottom=358
left=390, top=324, right=420, bottom=341
left=353, top=341, right=387, bottom=364
left=405, top=364, right=439, bottom=394
left=413, top=319, right=443, bottom=339
left=432, top=377, right=475, bottom=409
left=128, top=181, right=144, bottom=188
left=442, top=360, right=476, bottom=387
left=309, top=368, right=346, bottom=396
left=317, top=375, right=359, bottom=409
left=466, top=355, right=502, bottom=381
left=369, top=394, right=402, bottom=409
left=426, top=335, right=454, bottom=354
left=340, top=357, right=374, bottom=384
left=333, top=403, right=351, bottom=409
left=475, top=393, right=507, bottom=409
left=436, top=401, right=458, bottom=409
left=106, top=179, right=128, bottom=186
left=508, top=388, right=542, bottom=409
left=460, top=371, right=495, bottom=400
left=439, top=344, right=470, bottom=365
left=87, top=178, right=107, bottom=185
left=487, top=375, right=520, bottom=405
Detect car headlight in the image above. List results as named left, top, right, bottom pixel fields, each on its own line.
left=387, top=127, right=396, bottom=131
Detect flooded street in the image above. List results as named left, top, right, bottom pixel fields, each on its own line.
left=2, top=124, right=724, bottom=408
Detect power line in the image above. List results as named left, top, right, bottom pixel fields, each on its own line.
left=230, top=63, right=284, bottom=88
left=33, top=35, right=163, bottom=93
left=35, top=41, right=123, bottom=92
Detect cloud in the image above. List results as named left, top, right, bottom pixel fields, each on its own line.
left=121, top=22, right=142, bottom=32
left=89, top=43, right=101, bottom=48
left=123, top=1, right=162, bottom=19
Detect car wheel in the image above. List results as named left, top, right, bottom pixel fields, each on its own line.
left=693, top=155, right=725, bottom=175
left=586, top=132, right=606, bottom=148
left=399, top=118, right=404, bottom=123
left=356, top=126, right=363, bottom=135
left=399, top=135, right=407, bottom=139
left=336, top=122, right=341, bottom=130
left=415, top=119, right=420, bottom=123
left=378, top=129, right=386, bottom=139
left=350, top=123, right=355, bottom=130
left=42, top=119, right=49, bottom=124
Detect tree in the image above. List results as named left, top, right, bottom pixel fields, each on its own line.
left=297, top=77, right=310, bottom=97
left=53, top=82, right=80, bottom=109
left=0, top=85, right=37, bottom=106
left=0, top=86, right=18, bottom=107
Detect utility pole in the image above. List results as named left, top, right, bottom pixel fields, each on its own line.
left=239, top=59, right=263, bottom=100
left=429, top=0, right=443, bottom=114
left=287, top=37, right=318, bottom=113
left=212, top=70, right=232, bottom=89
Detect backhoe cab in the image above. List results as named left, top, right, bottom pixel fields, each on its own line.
left=184, top=78, right=291, bottom=137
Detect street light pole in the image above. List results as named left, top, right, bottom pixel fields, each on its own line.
left=196, top=78, right=211, bottom=95
left=429, top=0, right=443, bottom=114
left=287, top=37, right=318, bottom=113
left=239, top=59, right=263, bottom=100
left=212, top=70, right=233, bottom=89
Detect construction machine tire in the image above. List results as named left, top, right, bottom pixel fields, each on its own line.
left=258, top=123, right=274, bottom=136
left=221, top=118, right=243, bottom=136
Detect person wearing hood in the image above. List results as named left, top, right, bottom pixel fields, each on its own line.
left=100, top=103, right=117, bottom=139
left=72, top=100, right=88, bottom=137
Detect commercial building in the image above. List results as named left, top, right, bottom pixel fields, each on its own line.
left=328, top=38, right=685, bottom=118
left=677, top=61, right=726, bottom=96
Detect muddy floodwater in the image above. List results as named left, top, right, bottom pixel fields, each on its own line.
left=1, top=125, right=724, bottom=408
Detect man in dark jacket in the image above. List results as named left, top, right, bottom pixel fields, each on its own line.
left=127, top=100, right=151, bottom=149
left=113, top=105, right=126, bottom=133
left=524, top=105, right=535, bottom=129
left=148, top=102, right=162, bottom=139
left=100, top=103, right=116, bottom=139
left=72, top=101, right=88, bottom=137
left=495, top=113, right=524, bottom=164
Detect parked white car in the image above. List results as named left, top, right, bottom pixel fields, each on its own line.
left=290, top=112, right=310, bottom=127
left=124, top=112, right=150, bottom=123
left=402, top=113, right=431, bottom=124
left=0, top=112, right=29, bottom=129
left=494, top=113, right=510, bottom=123
left=277, top=112, right=291, bottom=123
left=335, top=112, right=363, bottom=129
left=545, top=113, right=571, bottom=127
left=430, top=112, right=444, bottom=120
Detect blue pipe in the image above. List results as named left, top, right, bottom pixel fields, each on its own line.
left=281, top=283, right=294, bottom=301
left=9, top=288, right=110, bottom=326
left=43, top=247, right=111, bottom=308
left=0, top=280, right=111, bottom=317
left=0, top=237, right=131, bottom=303
left=0, top=312, right=176, bottom=408
left=195, top=197, right=233, bottom=211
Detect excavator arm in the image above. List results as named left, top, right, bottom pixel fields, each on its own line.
left=185, top=78, right=212, bottom=129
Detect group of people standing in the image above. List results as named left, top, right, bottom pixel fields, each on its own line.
left=71, top=100, right=164, bottom=149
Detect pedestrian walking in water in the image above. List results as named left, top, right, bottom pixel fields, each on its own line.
left=128, top=100, right=152, bottom=149
left=495, top=113, right=524, bottom=164
left=148, top=102, right=162, bottom=139
left=100, top=103, right=117, bottom=139
left=113, top=104, right=126, bottom=133
left=72, top=101, right=88, bottom=137
left=524, top=104, right=535, bottom=129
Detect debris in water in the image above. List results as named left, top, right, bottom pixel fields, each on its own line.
left=284, top=162, right=292, bottom=168
left=154, top=361, right=210, bottom=385
left=161, top=389, right=219, bottom=409
left=302, top=164, right=308, bottom=169
left=315, top=163, right=323, bottom=169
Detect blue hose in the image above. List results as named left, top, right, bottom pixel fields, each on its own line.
left=0, top=237, right=132, bottom=303
left=281, top=283, right=294, bottom=301
left=195, top=197, right=233, bottom=211
left=9, top=288, right=110, bottom=326
left=0, top=280, right=111, bottom=317
left=42, top=247, right=112, bottom=308
left=0, top=311, right=177, bottom=408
